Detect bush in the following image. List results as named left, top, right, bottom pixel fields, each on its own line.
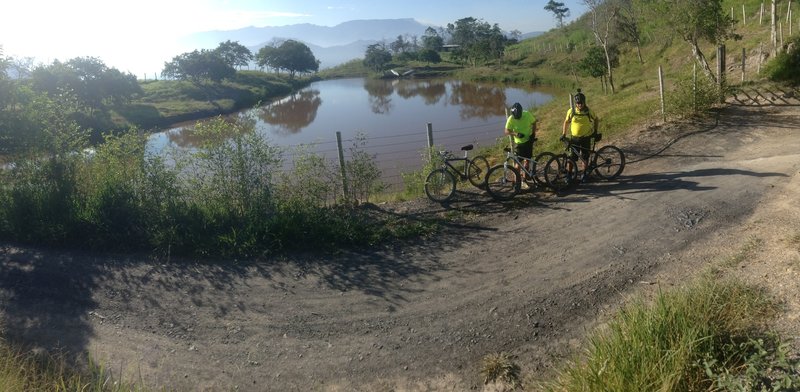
left=763, top=36, right=800, bottom=85
left=665, top=70, right=720, bottom=118
left=0, top=112, right=436, bottom=257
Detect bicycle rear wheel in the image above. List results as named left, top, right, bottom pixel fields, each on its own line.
left=485, top=164, right=520, bottom=201
left=467, top=155, right=490, bottom=188
left=424, top=169, right=456, bottom=202
left=544, top=155, right=578, bottom=191
left=593, top=145, right=625, bottom=180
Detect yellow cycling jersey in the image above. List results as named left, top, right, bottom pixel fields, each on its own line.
left=506, top=111, right=536, bottom=144
left=565, top=108, right=598, bottom=137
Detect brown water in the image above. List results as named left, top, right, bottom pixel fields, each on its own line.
left=147, top=77, right=556, bottom=189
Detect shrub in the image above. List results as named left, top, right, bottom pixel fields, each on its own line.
left=665, top=70, right=720, bottom=118
left=763, top=36, right=800, bottom=85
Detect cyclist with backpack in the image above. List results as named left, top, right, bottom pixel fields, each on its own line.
left=504, top=102, right=537, bottom=189
left=561, top=89, right=599, bottom=172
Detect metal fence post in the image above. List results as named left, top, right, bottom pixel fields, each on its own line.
left=336, top=131, right=349, bottom=202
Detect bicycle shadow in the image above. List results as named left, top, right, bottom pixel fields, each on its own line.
left=551, top=167, right=789, bottom=201
left=423, top=183, right=562, bottom=215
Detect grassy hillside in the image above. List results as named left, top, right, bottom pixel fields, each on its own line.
left=443, top=0, right=795, bottom=154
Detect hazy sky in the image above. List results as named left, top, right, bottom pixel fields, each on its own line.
left=1, top=0, right=585, bottom=77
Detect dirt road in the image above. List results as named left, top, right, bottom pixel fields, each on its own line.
left=1, top=92, right=799, bottom=391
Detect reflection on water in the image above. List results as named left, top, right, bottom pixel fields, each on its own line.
left=257, top=89, right=322, bottom=135
left=148, top=78, right=556, bottom=189
left=449, top=81, right=507, bottom=120
left=396, top=80, right=446, bottom=105
left=363, top=78, right=394, bottom=114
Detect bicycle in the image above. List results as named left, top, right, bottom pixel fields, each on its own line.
left=424, top=144, right=490, bottom=203
left=543, top=133, right=625, bottom=191
left=484, top=138, right=557, bottom=201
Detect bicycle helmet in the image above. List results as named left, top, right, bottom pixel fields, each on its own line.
left=574, top=89, right=586, bottom=105
left=510, top=102, right=523, bottom=119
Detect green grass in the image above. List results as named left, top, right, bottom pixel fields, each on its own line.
left=538, top=275, right=791, bottom=391
left=0, top=338, right=147, bottom=392
left=111, top=72, right=307, bottom=130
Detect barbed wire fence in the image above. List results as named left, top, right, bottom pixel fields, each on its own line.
left=274, top=121, right=502, bottom=198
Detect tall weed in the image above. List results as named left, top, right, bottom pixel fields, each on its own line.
left=344, top=133, right=385, bottom=203
left=542, top=276, right=779, bottom=391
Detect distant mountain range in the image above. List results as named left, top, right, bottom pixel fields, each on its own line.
left=181, top=19, right=543, bottom=69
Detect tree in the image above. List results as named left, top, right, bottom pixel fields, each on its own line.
left=99, top=68, right=142, bottom=104
left=28, top=57, right=140, bottom=112
left=545, top=0, right=571, bottom=28
left=771, top=0, right=777, bottom=56
left=645, top=0, right=739, bottom=83
left=446, top=17, right=509, bottom=66
left=389, top=35, right=411, bottom=55
left=616, top=0, right=645, bottom=64
left=8, top=56, right=35, bottom=79
left=256, top=40, right=319, bottom=78
left=418, top=48, right=442, bottom=64
left=363, top=43, right=392, bottom=72
left=0, top=46, right=9, bottom=80
left=162, top=50, right=236, bottom=82
left=583, top=0, right=621, bottom=93
left=422, top=27, right=446, bottom=51
left=214, top=40, right=253, bottom=69
left=579, top=45, right=619, bottom=92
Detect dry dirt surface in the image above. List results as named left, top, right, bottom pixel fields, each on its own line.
left=2, top=89, right=800, bottom=391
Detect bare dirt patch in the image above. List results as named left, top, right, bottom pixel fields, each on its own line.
left=1, top=94, right=800, bottom=391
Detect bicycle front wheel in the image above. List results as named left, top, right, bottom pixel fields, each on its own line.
left=544, top=155, right=578, bottom=191
left=485, top=164, right=520, bottom=201
left=467, top=155, right=490, bottom=188
left=593, top=145, right=625, bottom=180
left=533, top=151, right=556, bottom=186
left=424, top=169, right=457, bottom=202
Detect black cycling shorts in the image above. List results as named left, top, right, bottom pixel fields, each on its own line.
left=514, top=140, right=533, bottom=159
left=569, top=136, right=592, bottom=162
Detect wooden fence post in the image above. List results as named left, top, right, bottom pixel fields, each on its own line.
left=693, top=63, right=697, bottom=111
left=743, top=4, right=747, bottom=25
left=336, top=131, right=349, bottom=202
left=426, top=123, right=434, bottom=162
left=758, top=42, right=764, bottom=75
left=658, top=65, right=666, bottom=122
left=760, top=2, right=764, bottom=25
left=741, top=47, right=746, bottom=83
left=717, top=45, right=727, bottom=104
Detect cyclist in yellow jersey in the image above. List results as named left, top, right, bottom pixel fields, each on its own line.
left=504, top=102, right=537, bottom=188
left=561, top=90, right=599, bottom=171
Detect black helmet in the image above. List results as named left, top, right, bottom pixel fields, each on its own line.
left=574, top=89, right=586, bottom=105
left=510, top=102, right=523, bottom=119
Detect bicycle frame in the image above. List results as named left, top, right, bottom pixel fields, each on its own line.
left=438, top=151, right=471, bottom=180
left=564, top=137, right=598, bottom=175
left=547, top=133, right=625, bottom=187
left=501, top=148, right=536, bottom=181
